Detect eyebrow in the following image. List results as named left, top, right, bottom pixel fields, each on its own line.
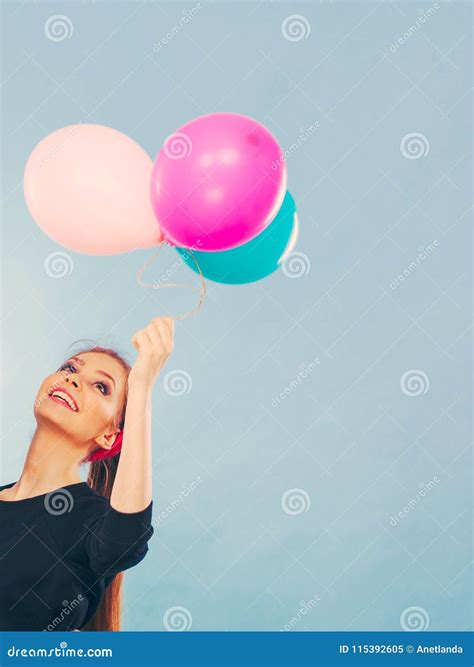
left=70, top=356, right=116, bottom=389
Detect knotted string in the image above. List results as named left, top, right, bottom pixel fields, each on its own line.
left=136, top=240, right=207, bottom=320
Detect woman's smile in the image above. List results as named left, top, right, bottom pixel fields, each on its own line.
left=48, top=389, right=79, bottom=412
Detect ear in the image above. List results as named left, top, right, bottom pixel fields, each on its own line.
left=93, top=429, right=119, bottom=452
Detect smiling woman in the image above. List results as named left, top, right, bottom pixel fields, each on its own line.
left=0, top=317, right=174, bottom=631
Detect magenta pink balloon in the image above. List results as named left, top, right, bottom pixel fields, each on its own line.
left=24, top=124, right=163, bottom=255
left=150, top=113, right=287, bottom=251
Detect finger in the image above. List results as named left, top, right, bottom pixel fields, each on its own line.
left=149, top=320, right=171, bottom=351
left=151, top=316, right=173, bottom=339
left=133, top=330, right=151, bottom=351
left=131, top=331, right=141, bottom=349
left=142, top=327, right=155, bottom=349
left=150, top=317, right=173, bottom=346
left=163, top=316, right=175, bottom=340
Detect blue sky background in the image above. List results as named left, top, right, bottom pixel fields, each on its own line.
left=1, top=0, right=471, bottom=632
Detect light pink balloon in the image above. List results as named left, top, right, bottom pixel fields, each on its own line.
left=24, top=124, right=163, bottom=255
left=150, top=113, right=287, bottom=251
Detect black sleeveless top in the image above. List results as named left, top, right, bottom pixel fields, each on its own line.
left=0, top=481, right=154, bottom=631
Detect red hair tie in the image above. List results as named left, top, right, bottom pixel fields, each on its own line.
left=86, top=431, right=123, bottom=462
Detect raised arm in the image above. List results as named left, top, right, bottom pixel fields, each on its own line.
left=110, top=316, right=174, bottom=514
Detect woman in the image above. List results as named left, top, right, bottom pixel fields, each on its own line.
left=0, top=316, right=174, bottom=632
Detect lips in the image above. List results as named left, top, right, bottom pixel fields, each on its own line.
left=48, top=387, right=79, bottom=412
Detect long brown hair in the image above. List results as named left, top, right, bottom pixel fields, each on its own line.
left=66, top=344, right=132, bottom=632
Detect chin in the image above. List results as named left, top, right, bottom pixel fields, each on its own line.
left=34, top=398, right=76, bottom=429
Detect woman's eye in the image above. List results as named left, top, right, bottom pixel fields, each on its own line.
left=95, top=382, right=109, bottom=395
left=59, top=362, right=76, bottom=373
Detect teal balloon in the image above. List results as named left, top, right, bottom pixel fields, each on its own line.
left=175, top=191, right=298, bottom=284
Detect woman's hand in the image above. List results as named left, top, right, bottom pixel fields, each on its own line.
left=129, top=316, right=174, bottom=388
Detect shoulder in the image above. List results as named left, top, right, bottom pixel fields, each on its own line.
left=63, top=483, right=111, bottom=525
left=40, top=483, right=110, bottom=539
left=60, top=484, right=154, bottom=538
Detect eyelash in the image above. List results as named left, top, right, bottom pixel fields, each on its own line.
left=58, top=362, right=110, bottom=396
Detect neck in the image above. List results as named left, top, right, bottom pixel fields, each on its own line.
left=12, top=424, right=84, bottom=497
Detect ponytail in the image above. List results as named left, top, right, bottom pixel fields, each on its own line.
left=83, top=454, right=124, bottom=631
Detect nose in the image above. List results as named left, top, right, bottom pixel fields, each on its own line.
left=65, top=375, right=79, bottom=389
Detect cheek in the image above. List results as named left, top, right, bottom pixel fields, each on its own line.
left=84, top=394, right=119, bottom=430
left=34, top=375, right=57, bottom=408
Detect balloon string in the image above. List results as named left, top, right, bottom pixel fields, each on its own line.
left=136, top=241, right=207, bottom=320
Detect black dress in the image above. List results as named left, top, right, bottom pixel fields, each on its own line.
left=0, top=481, right=154, bottom=631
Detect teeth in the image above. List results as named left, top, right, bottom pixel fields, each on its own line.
left=51, top=390, right=78, bottom=412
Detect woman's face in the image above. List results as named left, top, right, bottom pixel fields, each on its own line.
left=34, top=352, right=128, bottom=456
